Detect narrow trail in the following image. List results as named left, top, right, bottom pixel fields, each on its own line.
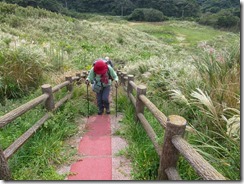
left=66, top=114, right=131, bottom=180
left=58, top=86, right=132, bottom=180
left=68, top=115, right=112, bottom=180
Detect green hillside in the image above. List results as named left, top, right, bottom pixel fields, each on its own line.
left=0, top=2, right=240, bottom=180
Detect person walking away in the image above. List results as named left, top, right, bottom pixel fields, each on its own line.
left=86, top=60, right=118, bottom=115
left=105, top=56, right=114, bottom=68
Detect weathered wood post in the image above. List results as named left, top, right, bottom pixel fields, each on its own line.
left=41, top=84, right=55, bottom=111
left=76, top=73, right=81, bottom=85
left=158, top=115, right=187, bottom=180
left=136, top=85, right=147, bottom=121
left=82, top=71, right=88, bottom=77
left=127, top=75, right=134, bottom=97
left=120, top=72, right=125, bottom=86
left=117, top=70, right=122, bottom=84
left=65, top=76, right=73, bottom=92
left=0, top=147, right=11, bottom=180
left=121, top=72, right=127, bottom=86
left=81, top=71, right=87, bottom=81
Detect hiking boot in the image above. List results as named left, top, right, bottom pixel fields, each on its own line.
left=98, top=109, right=104, bottom=115
left=106, top=109, right=110, bottom=114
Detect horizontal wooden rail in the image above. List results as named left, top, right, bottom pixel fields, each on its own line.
left=129, top=81, right=137, bottom=90
left=52, top=81, right=70, bottom=93
left=3, top=113, right=51, bottom=160
left=137, top=113, right=161, bottom=156
left=172, top=135, right=225, bottom=180
left=55, top=93, right=72, bottom=109
left=129, top=93, right=136, bottom=107
left=3, top=93, right=73, bottom=160
left=0, top=94, right=49, bottom=128
left=72, top=76, right=79, bottom=81
left=139, top=94, right=167, bottom=128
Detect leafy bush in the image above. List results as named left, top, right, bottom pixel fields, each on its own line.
left=198, top=9, right=240, bottom=31
left=128, top=8, right=165, bottom=22
left=217, top=15, right=239, bottom=28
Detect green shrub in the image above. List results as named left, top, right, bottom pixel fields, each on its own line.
left=198, top=9, right=240, bottom=31
left=128, top=8, right=165, bottom=22
left=217, top=15, right=239, bottom=28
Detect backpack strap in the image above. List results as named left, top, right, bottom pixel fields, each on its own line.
left=108, top=67, right=113, bottom=81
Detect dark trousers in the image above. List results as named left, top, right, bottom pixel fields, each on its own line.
left=96, top=85, right=110, bottom=112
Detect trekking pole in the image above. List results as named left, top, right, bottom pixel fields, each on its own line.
left=87, top=83, right=89, bottom=119
left=116, top=83, right=118, bottom=118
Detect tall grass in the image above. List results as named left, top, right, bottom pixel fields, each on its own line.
left=167, top=44, right=240, bottom=179
left=119, top=23, right=240, bottom=180
left=0, top=46, right=44, bottom=102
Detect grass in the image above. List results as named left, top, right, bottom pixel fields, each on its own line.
left=0, top=2, right=240, bottom=181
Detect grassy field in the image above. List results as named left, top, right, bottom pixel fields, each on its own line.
left=0, top=2, right=240, bottom=180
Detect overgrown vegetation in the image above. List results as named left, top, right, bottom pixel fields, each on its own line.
left=0, top=2, right=240, bottom=180
left=121, top=22, right=240, bottom=180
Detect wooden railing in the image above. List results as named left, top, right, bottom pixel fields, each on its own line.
left=0, top=72, right=87, bottom=180
left=117, top=71, right=226, bottom=180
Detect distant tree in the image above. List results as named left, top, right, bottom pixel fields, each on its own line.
left=130, top=0, right=150, bottom=8
left=128, top=8, right=165, bottom=22
left=128, top=8, right=144, bottom=21
left=111, top=0, right=135, bottom=16
left=39, top=0, right=63, bottom=12
left=150, top=0, right=200, bottom=18
left=201, top=0, right=239, bottom=13
left=151, top=0, right=178, bottom=17
left=216, top=9, right=240, bottom=28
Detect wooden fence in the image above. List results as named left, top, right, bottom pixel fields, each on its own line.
left=0, top=72, right=86, bottom=180
left=117, top=70, right=226, bottom=180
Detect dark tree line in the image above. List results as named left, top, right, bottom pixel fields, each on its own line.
left=0, top=0, right=239, bottom=17
left=0, top=0, right=240, bottom=29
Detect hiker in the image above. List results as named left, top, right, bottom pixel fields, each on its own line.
left=86, top=60, right=118, bottom=115
left=105, top=56, right=114, bottom=68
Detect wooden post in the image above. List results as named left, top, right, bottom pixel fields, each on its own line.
left=0, top=147, right=11, bottom=180
left=158, top=115, right=187, bottom=180
left=117, top=70, right=122, bottom=84
left=136, top=85, right=147, bottom=121
left=65, top=76, right=73, bottom=92
left=41, top=84, right=55, bottom=111
left=120, top=72, right=124, bottom=86
left=82, top=71, right=88, bottom=77
left=122, top=72, right=127, bottom=86
left=76, top=73, right=81, bottom=85
left=127, top=75, right=134, bottom=97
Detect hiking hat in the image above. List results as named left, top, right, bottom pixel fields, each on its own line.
left=94, top=60, right=108, bottom=74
